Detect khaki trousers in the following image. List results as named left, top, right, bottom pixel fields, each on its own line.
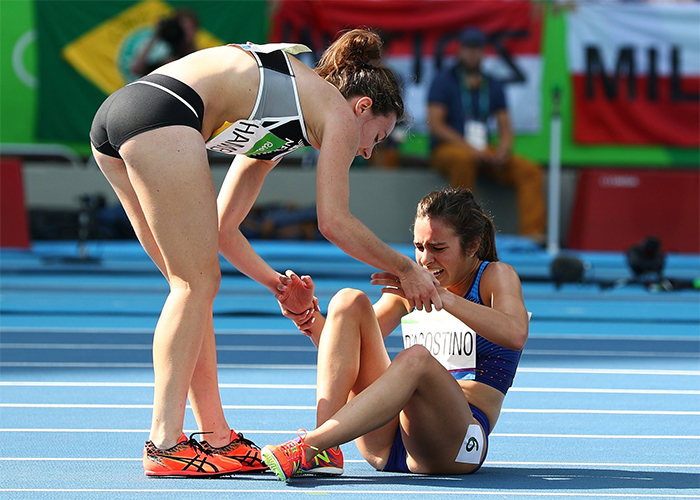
left=431, top=143, right=546, bottom=237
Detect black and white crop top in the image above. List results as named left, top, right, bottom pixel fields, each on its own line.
left=205, top=42, right=312, bottom=161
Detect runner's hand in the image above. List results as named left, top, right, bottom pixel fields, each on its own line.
left=279, top=296, right=319, bottom=333
left=371, top=264, right=442, bottom=312
left=276, top=270, right=315, bottom=315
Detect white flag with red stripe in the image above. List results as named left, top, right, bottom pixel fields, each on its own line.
left=567, top=4, right=700, bottom=147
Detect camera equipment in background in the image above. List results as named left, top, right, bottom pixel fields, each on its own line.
left=550, top=253, right=586, bottom=289
left=627, top=235, right=666, bottom=280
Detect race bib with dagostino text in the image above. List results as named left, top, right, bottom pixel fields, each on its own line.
left=401, top=309, right=476, bottom=380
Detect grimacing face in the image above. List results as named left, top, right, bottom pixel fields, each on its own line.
left=413, top=216, right=475, bottom=294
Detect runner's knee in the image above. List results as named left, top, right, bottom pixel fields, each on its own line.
left=169, top=265, right=221, bottom=300
left=392, top=344, right=434, bottom=376
left=327, top=288, right=372, bottom=318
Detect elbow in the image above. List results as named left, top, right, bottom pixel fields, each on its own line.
left=509, top=328, right=529, bottom=351
left=219, top=209, right=242, bottom=233
left=219, top=216, right=237, bottom=239
left=218, top=217, right=241, bottom=252
left=317, top=212, right=342, bottom=242
left=317, top=217, right=334, bottom=241
left=317, top=218, right=332, bottom=240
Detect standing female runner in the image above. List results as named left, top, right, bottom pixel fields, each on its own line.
left=89, top=28, right=441, bottom=477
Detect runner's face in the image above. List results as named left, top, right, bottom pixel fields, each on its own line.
left=357, top=112, right=396, bottom=159
left=414, top=216, right=473, bottom=292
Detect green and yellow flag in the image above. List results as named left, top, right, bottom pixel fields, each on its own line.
left=35, top=0, right=267, bottom=142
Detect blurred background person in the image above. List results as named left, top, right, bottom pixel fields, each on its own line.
left=427, top=27, right=546, bottom=244
left=131, top=9, right=199, bottom=77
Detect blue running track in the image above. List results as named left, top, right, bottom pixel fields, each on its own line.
left=1, top=238, right=699, bottom=499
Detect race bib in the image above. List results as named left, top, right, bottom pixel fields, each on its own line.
left=455, top=423, right=485, bottom=464
left=464, top=120, right=488, bottom=151
left=401, top=309, right=476, bottom=380
left=206, top=120, right=289, bottom=156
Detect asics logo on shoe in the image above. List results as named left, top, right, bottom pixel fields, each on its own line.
left=143, top=434, right=242, bottom=477
left=231, top=449, right=264, bottom=468
left=153, top=454, right=221, bottom=473
left=200, top=432, right=267, bottom=472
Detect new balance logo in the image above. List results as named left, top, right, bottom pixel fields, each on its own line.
left=311, top=450, right=331, bottom=466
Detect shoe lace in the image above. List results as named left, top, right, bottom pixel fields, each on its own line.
left=232, top=432, right=260, bottom=451
left=279, top=430, right=318, bottom=461
left=278, top=440, right=301, bottom=459
left=187, top=432, right=213, bottom=455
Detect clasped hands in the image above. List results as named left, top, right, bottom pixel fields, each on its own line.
left=276, top=264, right=442, bottom=337
left=276, top=270, right=318, bottom=335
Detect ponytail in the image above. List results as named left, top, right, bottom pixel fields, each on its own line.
left=476, top=211, right=498, bottom=262
left=316, top=28, right=382, bottom=72
left=315, top=28, right=404, bottom=119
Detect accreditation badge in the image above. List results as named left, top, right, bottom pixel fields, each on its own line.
left=401, top=309, right=476, bottom=380
left=464, top=120, right=488, bottom=151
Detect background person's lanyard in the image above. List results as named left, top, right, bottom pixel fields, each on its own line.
left=460, top=71, right=490, bottom=150
left=459, top=71, right=490, bottom=122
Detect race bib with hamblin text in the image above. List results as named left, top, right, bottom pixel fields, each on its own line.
left=206, top=119, right=293, bottom=157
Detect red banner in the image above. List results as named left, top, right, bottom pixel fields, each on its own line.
left=270, top=0, right=544, bottom=134
left=271, top=1, right=541, bottom=57
left=567, top=4, right=700, bottom=147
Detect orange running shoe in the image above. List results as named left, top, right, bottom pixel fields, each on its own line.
left=297, top=446, right=343, bottom=476
left=200, top=431, right=267, bottom=472
left=261, top=430, right=318, bottom=482
left=143, top=433, right=242, bottom=477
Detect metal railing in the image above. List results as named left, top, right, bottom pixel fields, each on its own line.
left=0, top=143, right=89, bottom=168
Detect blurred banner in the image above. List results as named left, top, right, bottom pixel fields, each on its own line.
left=270, top=0, right=543, bottom=135
left=567, top=4, right=700, bottom=147
left=34, top=0, right=266, bottom=143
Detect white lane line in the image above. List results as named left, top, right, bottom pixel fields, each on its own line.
left=501, top=409, right=700, bottom=416
left=1, top=429, right=698, bottom=439
left=0, top=327, right=296, bottom=336
left=0, top=428, right=292, bottom=434
left=510, top=388, right=700, bottom=395
left=493, top=433, right=700, bottom=440
left=522, top=349, right=699, bottom=358
left=528, top=333, right=699, bottom=342
left=1, top=364, right=698, bottom=374
left=0, top=362, right=157, bottom=368
left=487, top=461, right=700, bottom=468
left=0, top=403, right=316, bottom=410
left=0, top=489, right=697, bottom=498
left=0, top=381, right=317, bottom=389
left=1, top=381, right=698, bottom=395
left=0, top=343, right=317, bottom=352
left=3, top=343, right=697, bottom=358
left=2, top=326, right=698, bottom=344
left=0, top=362, right=317, bottom=369
left=518, top=368, right=700, bottom=376
left=0, top=458, right=698, bottom=469
left=1, top=403, right=698, bottom=416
